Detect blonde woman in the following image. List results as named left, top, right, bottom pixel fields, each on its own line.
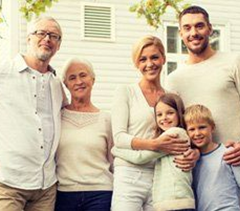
left=111, top=35, right=192, bottom=211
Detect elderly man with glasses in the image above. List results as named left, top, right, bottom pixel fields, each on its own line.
left=0, top=16, right=67, bottom=211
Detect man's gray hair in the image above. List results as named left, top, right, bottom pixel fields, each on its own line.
left=27, top=16, right=62, bottom=36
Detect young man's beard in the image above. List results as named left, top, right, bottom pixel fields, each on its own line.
left=187, top=38, right=209, bottom=55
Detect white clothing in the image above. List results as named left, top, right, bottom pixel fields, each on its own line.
left=112, top=128, right=195, bottom=210
left=111, top=84, right=156, bottom=168
left=165, top=52, right=240, bottom=144
left=112, top=166, right=154, bottom=211
left=0, top=54, right=65, bottom=190
left=56, top=109, right=113, bottom=192
left=111, top=84, right=157, bottom=211
left=33, top=69, right=54, bottom=160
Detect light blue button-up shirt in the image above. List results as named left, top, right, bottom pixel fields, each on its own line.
left=0, top=54, right=65, bottom=190
left=32, top=69, right=54, bottom=160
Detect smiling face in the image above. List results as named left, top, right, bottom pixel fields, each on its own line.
left=179, top=13, right=212, bottom=55
left=155, top=102, right=179, bottom=131
left=64, top=62, right=95, bottom=100
left=27, top=19, right=61, bottom=62
left=137, top=44, right=165, bottom=82
left=186, top=119, right=215, bottom=153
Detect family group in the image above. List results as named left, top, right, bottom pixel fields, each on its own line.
left=0, top=5, right=239, bottom=211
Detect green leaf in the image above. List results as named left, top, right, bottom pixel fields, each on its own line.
left=129, top=0, right=191, bottom=28
left=45, top=0, right=52, bottom=7
left=129, top=4, right=138, bottom=12
left=17, top=0, right=59, bottom=22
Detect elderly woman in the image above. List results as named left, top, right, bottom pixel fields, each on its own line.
left=55, top=58, right=113, bottom=211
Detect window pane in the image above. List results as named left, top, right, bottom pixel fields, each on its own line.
left=167, top=27, right=178, bottom=53
left=167, top=62, right=177, bottom=74
left=181, top=41, right=188, bottom=54
left=210, top=29, right=220, bottom=50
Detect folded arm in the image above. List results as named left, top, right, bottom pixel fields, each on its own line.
left=111, top=146, right=165, bottom=164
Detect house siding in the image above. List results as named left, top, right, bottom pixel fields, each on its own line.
left=1, top=0, right=240, bottom=111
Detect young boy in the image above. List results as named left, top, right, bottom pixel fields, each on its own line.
left=184, top=104, right=240, bottom=211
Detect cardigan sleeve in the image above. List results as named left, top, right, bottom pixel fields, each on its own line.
left=111, top=85, right=134, bottom=149
left=105, top=112, right=114, bottom=173
left=110, top=128, right=187, bottom=165
left=111, top=146, right=166, bottom=164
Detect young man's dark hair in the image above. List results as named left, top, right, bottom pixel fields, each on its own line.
left=179, top=5, right=210, bottom=25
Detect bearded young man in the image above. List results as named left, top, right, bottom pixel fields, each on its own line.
left=165, top=6, right=240, bottom=166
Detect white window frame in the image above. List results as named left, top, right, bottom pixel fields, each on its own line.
left=164, top=22, right=187, bottom=75
left=80, top=2, right=115, bottom=42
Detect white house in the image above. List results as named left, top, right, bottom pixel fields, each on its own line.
left=1, top=0, right=240, bottom=111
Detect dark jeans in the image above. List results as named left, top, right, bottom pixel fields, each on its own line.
left=55, top=190, right=112, bottom=211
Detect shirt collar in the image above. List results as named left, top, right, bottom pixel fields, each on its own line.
left=13, top=53, right=56, bottom=76
left=13, top=54, right=29, bottom=73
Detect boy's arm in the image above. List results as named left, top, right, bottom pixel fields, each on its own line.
left=111, top=146, right=166, bottom=164
left=231, top=165, right=240, bottom=187
left=224, top=145, right=240, bottom=187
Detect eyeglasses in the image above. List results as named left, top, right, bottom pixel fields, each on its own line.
left=31, top=30, right=61, bottom=41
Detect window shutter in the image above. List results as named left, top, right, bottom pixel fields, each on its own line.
left=81, top=3, right=115, bottom=41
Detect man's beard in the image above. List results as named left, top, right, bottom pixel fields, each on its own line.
left=187, top=38, right=209, bottom=55
left=35, top=50, right=52, bottom=61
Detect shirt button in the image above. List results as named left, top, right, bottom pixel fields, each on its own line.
left=38, top=128, right=42, bottom=132
left=32, top=76, right=35, bottom=79
left=35, top=111, right=37, bottom=114
left=41, top=146, right=43, bottom=149
left=34, top=94, right=37, bottom=97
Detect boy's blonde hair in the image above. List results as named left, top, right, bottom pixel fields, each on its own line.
left=184, top=104, right=215, bottom=128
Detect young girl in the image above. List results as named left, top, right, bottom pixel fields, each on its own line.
left=112, top=93, right=195, bottom=211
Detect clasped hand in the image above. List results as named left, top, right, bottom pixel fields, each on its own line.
left=154, top=134, right=199, bottom=172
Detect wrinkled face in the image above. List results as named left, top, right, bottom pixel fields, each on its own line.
left=137, top=45, right=165, bottom=82
left=27, top=19, right=61, bottom=62
left=155, top=102, right=179, bottom=131
left=186, top=120, right=214, bottom=153
left=179, top=13, right=212, bottom=55
left=64, top=62, right=94, bottom=100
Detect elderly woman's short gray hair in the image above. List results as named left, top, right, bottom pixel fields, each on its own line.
left=62, top=57, right=95, bottom=83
